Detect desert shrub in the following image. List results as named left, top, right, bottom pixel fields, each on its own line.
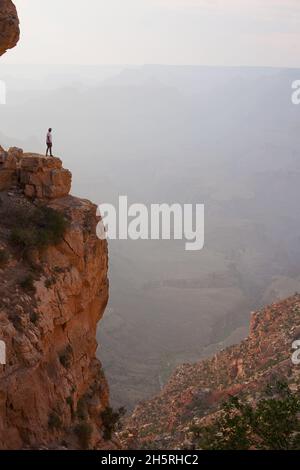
left=34, top=206, right=68, bottom=246
left=191, top=381, right=300, bottom=450
left=0, top=248, right=9, bottom=268
left=45, top=276, right=56, bottom=289
left=76, top=396, right=89, bottom=421
left=66, top=396, right=73, bottom=406
left=100, top=406, right=126, bottom=441
left=30, top=311, right=39, bottom=325
left=74, top=422, right=93, bottom=449
left=9, top=205, right=68, bottom=255
left=11, top=227, right=36, bottom=250
left=54, top=266, right=66, bottom=274
left=66, top=396, right=75, bottom=419
left=20, top=274, right=36, bottom=293
left=59, top=345, right=73, bottom=369
left=48, top=411, right=62, bottom=430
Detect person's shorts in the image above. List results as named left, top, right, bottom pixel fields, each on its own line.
left=47, top=143, right=52, bottom=147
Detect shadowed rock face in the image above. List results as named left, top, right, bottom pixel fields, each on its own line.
left=0, top=0, right=19, bottom=56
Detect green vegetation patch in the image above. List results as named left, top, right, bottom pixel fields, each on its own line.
left=48, top=411, right=62, bottom=430
left=19, top=274, right=36, bottom=293
left=190, top=381, right=300, bottom=450
left=9, top=205, right=68, bottom=254
left=100, top=406, right=126, bottom=441
left=74, top=422, right=93, bottom=449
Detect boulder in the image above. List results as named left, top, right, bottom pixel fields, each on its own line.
left=20, top=154, right=72, bottom=199
left=0, top=0, right=20, bottom=56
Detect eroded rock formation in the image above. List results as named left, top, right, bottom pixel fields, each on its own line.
left=0, top=0, right=19, bottom=56
left=0, top=150, right=112, bottom=449
left=0, top=147, right=72, bottom=199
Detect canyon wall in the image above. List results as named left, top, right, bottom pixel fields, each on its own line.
left=123, top=295, right=300, bottom=449
left=0, top=149, right=113, bottom=449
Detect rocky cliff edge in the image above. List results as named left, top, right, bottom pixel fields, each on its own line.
left=0, top=146, right=113, bottom=449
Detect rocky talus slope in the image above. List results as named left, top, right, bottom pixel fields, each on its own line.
left=123, top=295, right=300, bottom=449
left=0, top=0, right=19, bottom=56
left=0, top=146, right=113, bottom=449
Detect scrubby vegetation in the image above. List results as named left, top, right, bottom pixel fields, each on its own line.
left=76, top=395, right=89, bottom=421
left=48, top=411, right=62, bottom=430
left=66, top=396, right=74, bottom=416
left=45, top=275, right=56, bottom=289
left=59, top=345, right=73, bottom=369
left=30, top=311, right=39, bottom=325
left=74, top=422, right=93, bottom=449
left=9, top=205, right=68, bottom=256
left=19, top=274, right=36, bottom=293
left=190, top=381, right=300, bottom=450
left=101, top=406, right=126, bottom=441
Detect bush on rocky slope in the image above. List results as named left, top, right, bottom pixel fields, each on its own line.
left=101, top=406, right=126, bottom=441
left=9, top=205, right=68, bottom=254
left=191, top=381, right=300, bottom=450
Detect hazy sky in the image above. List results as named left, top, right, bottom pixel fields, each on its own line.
left=2, top=0, right=300, bottom=66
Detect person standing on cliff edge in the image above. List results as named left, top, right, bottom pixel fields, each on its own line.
left=46, top=128, right=53, bottom=157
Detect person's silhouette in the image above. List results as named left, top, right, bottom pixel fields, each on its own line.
left=46, top=128, right=53, bottom=157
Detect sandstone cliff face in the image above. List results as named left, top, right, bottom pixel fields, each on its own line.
left=123, top=295, right=300, bottom=449
left=0, top=147, right=72, bottom=199
left=0, top=149, right=112, bottom=449
left=0, top=0, right=19, bottom=56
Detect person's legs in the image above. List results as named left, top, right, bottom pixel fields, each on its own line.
left=46, top=144, right=53, bottom=156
